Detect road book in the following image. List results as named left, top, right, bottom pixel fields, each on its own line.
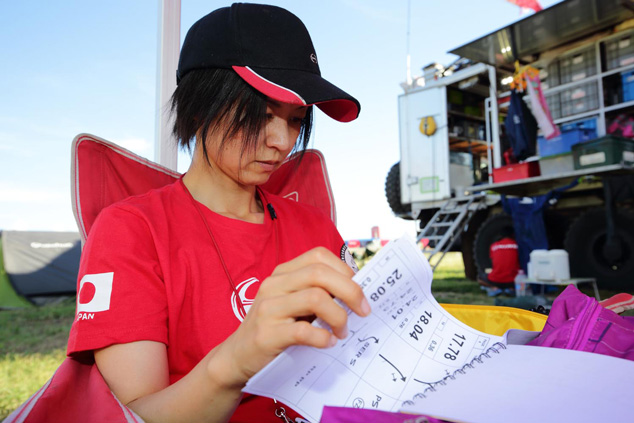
left=244, top=235, right=634, bottom=423
left=244, top=235, right=506, bottom=421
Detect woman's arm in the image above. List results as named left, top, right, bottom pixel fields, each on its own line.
left=95, top=247, right=370, bottom=423
left=96, top=340, right=243, bottom=423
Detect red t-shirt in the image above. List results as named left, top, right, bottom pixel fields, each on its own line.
left=67, top=178, right=352, bottom=422
left=487, top=237, right=520, bottom=284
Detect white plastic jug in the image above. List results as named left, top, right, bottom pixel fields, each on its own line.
left=548, top=249, right=570, bottom=281
left=529, top=249, right=570, bottom=281
left=529, top=249, right=549, bottom=279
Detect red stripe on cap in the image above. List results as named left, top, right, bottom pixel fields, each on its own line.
left=233, top=66, right=306, bottom=105
left=315, top=99, right=359, bottom=123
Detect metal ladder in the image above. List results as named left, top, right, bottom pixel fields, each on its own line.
left=417, top=194, right=487, bottom=271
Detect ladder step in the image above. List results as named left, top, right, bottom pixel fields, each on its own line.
left=417, top=195, right=487, bottom=265
left=423, top=235, right=443, bottom=240
left=429, top=222, right=453, bottom=227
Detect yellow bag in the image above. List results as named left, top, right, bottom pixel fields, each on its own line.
left=441, top=303, right=548, bottom=336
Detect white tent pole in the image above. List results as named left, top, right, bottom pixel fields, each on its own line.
left=155, top=0, right=181, bottom=170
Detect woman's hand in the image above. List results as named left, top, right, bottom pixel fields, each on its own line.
left=213, top=247, right=371, bottom=387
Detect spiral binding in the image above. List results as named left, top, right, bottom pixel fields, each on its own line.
left=402, top=342, right=507, bottom=406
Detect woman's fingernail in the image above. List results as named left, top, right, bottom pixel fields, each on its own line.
left=361, top=297, right=371, bottom=316
left=328, top=334, right=338, bottom=348
left=341, top=325, right=349, bottom=339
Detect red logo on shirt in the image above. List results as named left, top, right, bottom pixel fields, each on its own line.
left=77, top=272, right=114, bottom=314
left=231, top=277, right=260, bottom=321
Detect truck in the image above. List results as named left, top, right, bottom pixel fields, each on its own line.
left=386, top=0, right=634, bottom=290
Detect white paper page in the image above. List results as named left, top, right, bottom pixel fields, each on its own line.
left=244, top=235, right=504, bottom=422
left=400, top=344, right=634, bottom=423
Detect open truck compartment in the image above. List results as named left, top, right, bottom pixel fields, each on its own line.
left=388, top=0, right=634, bottom=289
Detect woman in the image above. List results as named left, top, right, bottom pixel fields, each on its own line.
left=67, top=4, right=369, bottom=422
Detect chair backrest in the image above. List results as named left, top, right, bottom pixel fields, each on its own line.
left=71, top=133, right=336, bottom=243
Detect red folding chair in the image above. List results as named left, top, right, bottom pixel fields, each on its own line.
left=71, top=133, right=337, bottom=243
left=5, top=133, right=339, bottom=423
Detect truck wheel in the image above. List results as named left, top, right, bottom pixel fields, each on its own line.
left=385, top=162, right=411, bottom=217
left=564, top=208, right=634, bottom=290
left=473, top=213, right=514, bottom=275
left=461, top=209, right=489, bottom=281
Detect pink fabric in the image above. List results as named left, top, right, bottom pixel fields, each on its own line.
left=505, top=0, right=542, bottom=12
left=320, top=406, right=446, bottom=423
left=525, top=73, right=560, bottom=140
left=528, top=285, right=634, bottom=360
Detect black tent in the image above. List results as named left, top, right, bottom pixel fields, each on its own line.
left=1, top=230, right=81, bottom=307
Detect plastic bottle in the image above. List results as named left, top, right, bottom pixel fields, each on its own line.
left=514, top=270, right=528, bottom=297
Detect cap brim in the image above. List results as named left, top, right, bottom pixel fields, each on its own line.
left=232, top=66, right=360, bottom=122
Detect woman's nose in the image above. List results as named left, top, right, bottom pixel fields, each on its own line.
left=265, top=119, right=294, bottom=151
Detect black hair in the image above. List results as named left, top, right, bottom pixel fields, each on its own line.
left=170, top=68, right=313, bottom=165
left=494, top=225, right=516, bottom=243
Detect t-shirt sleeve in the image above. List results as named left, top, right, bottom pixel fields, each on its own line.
left=67, top=205, right=168, bottom=356
left=312, top=209, right=359, bottom=274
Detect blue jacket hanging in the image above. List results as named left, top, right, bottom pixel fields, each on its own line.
left=502, top=179, right=579, bottom=271
left=504, top=89, right=537, bottom=161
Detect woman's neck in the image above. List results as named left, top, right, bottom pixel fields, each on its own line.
left=182, top=154, right=264, bottom=224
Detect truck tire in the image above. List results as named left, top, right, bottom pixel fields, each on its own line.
left=385, top=162, right=411, bottom=216
left=564, top=208, right=634, bottom=290
left=473, top=213, right=514, bottom=275
left=461, top=209, right=489, bottom=281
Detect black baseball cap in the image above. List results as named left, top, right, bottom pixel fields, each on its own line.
left=177, top=3, right=360, bottom=122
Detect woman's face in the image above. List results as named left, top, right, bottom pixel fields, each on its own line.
left=204, top=100, right=308, bottom=187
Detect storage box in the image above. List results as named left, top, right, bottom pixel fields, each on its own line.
left=622, top=70, right=634, bottom=102
left=539, top=153, right=575, bottom=176
left=538, top=128, right=597, bottom=157
left=558, top=47, right=596, bottom=85
left=605, top=33, right=634, bottom=70
left=572, top=135, right=634, bottom=169
left=559, top=81, right=599, bottom=117
left=492, top=161, right=540, bottom=183
left=560, top=117, right=597, bottom=132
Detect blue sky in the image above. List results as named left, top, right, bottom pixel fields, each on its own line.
left=0, top=0, right=561, bottom=240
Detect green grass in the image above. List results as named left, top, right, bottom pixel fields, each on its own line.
left=0, top=299, right=75, bottom=419
left=1, top=252, right=631, bottom=419
left=429, top=252, right=496, bottom=305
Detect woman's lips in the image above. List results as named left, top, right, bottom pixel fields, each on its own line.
left=256, top=160, right=279, bottom=172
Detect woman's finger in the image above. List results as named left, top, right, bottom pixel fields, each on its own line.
left=259, top=263, right=370, bottom=318
left=272, top=247, right=354, bottom=278
left=256, top=287, right=350, bottom=339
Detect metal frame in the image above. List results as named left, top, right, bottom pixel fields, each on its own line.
left=155, top=0, right=181, bottom=171
left=542, top=28, right=634, bottom=136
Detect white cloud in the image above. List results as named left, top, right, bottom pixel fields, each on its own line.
left=0, top=183, right=67, bottom=204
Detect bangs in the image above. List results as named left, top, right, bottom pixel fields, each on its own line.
left=170, top=69, right=313, bottom=165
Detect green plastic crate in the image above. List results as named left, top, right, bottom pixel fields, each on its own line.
left=571, top=135, right=634, bottom=169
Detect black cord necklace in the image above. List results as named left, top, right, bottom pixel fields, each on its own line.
left=183, top=179, right=278, bottom=317
left=182, top=178, right=290, bottom=421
